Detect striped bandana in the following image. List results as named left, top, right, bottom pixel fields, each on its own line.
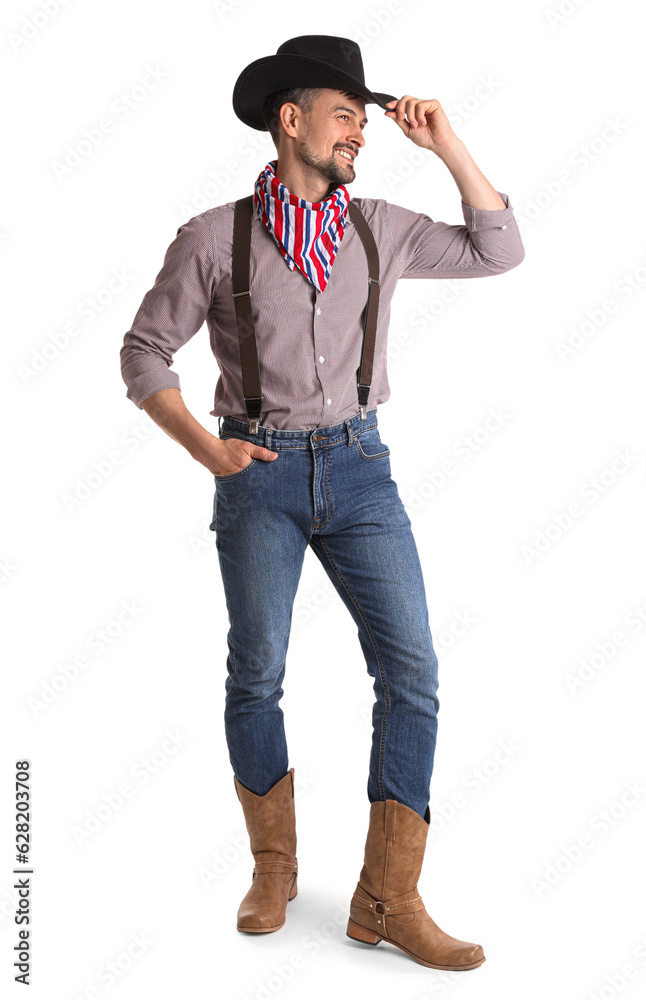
left=253, top=159, right=350, bottom=292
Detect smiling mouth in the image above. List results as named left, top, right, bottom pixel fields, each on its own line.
left=335, top=149, right=356, bottom=163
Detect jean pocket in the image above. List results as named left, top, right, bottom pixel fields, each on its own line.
left=214, top=458, right=257, bottom=482
left=354, top=427, right=390, bottom=460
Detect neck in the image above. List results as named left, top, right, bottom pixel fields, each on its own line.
left=274, top=154, right=337, bottom=204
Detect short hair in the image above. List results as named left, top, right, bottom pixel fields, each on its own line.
left=261, top=87, right=363, bottom=147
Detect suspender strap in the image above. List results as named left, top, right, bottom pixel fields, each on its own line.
left=347, top=200, right=381, bottom=420
left=231, top=194, right=380, bottom=431
left=232, top=196, right=263, bottom=433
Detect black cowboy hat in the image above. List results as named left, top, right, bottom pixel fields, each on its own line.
left=232, top=34, right=398, bottom=131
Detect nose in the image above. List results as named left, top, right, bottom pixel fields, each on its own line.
left=349, top=128, right=366, bottom=150
left=342, top=123, right=365, bottom=151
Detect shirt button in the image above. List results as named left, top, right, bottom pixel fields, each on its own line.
left=319, top=356, right=325, bottom=363
left=327, top=398, right=331, bottom=405
left=502, top=224, right=507, bottom=229
left=316, top=307, right=322, bottom=315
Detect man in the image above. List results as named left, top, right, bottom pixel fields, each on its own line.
left=120, top=35, right=524, bottom=971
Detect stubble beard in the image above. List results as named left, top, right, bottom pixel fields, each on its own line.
left=297, top=134, right=355, bottom=197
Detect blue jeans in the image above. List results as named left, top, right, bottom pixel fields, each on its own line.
left=209, top=407, right=439, bottom=820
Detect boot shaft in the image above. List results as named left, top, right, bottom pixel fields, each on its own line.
left=234, top=768, right=297, bottom=858
left=359, top=799, right=429, bottom=900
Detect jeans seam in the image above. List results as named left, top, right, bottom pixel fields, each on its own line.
left=318, top=537, right=390, bottom=800
left=314, top=446, right=335, bottom=529
left=229, top=632, right=238, bottom=696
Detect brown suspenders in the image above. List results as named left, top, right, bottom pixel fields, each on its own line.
left=231, top=194, right=381, bottom=433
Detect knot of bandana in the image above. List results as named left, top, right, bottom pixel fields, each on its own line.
left=253, top=159, right=350, bottom=292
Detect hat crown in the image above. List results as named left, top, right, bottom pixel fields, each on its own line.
left=275, top=35, right=366, bottom=87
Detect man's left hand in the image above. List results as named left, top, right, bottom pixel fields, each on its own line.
left=384, top=96, right=457, bottom=153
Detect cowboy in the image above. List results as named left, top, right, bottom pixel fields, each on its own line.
left=120, top=34, right=525, bottom=971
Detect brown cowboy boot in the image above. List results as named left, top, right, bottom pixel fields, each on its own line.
left=346, top=799, right=485, bottom=970
left=234, top=767, right=298, bottom=933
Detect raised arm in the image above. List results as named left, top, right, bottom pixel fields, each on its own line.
left=383, top=95, right=525, bottom=279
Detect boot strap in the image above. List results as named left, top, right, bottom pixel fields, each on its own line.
left=253, top=859, right=298, bottom=875
left=352, top=883, right=425, bottom=916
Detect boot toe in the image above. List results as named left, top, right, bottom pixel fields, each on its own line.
left=456, top=942, right=485, bottom=967
left=237, top=906, right=284, bottom=932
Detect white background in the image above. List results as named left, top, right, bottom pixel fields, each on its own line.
left=2, top=0, right=645, bottom=997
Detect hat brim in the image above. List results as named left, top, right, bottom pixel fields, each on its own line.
left=232, top=53, right=398, bottom=131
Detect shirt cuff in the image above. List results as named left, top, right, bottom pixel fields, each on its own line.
left=125, top=367, right=181, bottom=410
left=461, top=191, right=515, bottom=232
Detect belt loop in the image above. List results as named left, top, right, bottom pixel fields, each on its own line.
left=265, top=428, right=272, bottom=450
left=345, top=418, right=353, bottom=447
left=218, top=416, right=222, bottom=434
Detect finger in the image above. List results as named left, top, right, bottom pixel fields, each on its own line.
left=251, top=444, right=278, bottom=459
left=405, top=98, right=419, bottom=127
left=388, top=96, right=409, bottom=120
left=384, top=97, right=411, bottom=132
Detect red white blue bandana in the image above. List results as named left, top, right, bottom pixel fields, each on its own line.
left=253, top=159, right=350, bottom=292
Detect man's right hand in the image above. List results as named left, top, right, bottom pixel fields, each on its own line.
left=209, top=437, right=278, bottom=478
left=140, top=388, right=278, bottom=477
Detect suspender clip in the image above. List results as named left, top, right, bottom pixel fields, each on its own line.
left=244, top=396, right=263, bottom=434
left=357, top=383, right=370, bottom=419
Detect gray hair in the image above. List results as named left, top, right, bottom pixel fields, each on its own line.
left=261, top=87, right=362, bottom=147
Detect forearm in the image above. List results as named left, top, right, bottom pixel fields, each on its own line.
left=141, top=387, right=219, bottom=467
left=435, top=137, right=506, bottom=211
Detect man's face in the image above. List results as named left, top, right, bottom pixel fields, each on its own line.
left=291, top=90, right=367, bottom=193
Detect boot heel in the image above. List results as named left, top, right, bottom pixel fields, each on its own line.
left=346, top=918, right=381, bottom=946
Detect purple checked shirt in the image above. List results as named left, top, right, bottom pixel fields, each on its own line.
left=120, top=191, right=525, bottom=430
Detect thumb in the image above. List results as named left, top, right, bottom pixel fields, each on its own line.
left=249, top=443, right=278, bottom=460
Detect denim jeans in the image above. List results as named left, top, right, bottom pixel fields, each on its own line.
left=209, top=407, right=439, bottom=820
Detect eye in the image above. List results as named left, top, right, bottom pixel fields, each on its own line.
left=339, top=115, right=365, bottom=129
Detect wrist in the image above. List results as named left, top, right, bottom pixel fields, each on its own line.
left=188, top=430, right=221, bottom=467
left=433, top=135, right=467, bottom=165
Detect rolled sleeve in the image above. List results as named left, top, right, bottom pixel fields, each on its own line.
left=461, top=191, right=515, bottom=231
left=385, top=190, right=525, bottom=280
left=120, top=214, right=217, bottom=409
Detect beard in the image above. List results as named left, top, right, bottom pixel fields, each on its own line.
left=296, top=134, right=355, bottom=194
